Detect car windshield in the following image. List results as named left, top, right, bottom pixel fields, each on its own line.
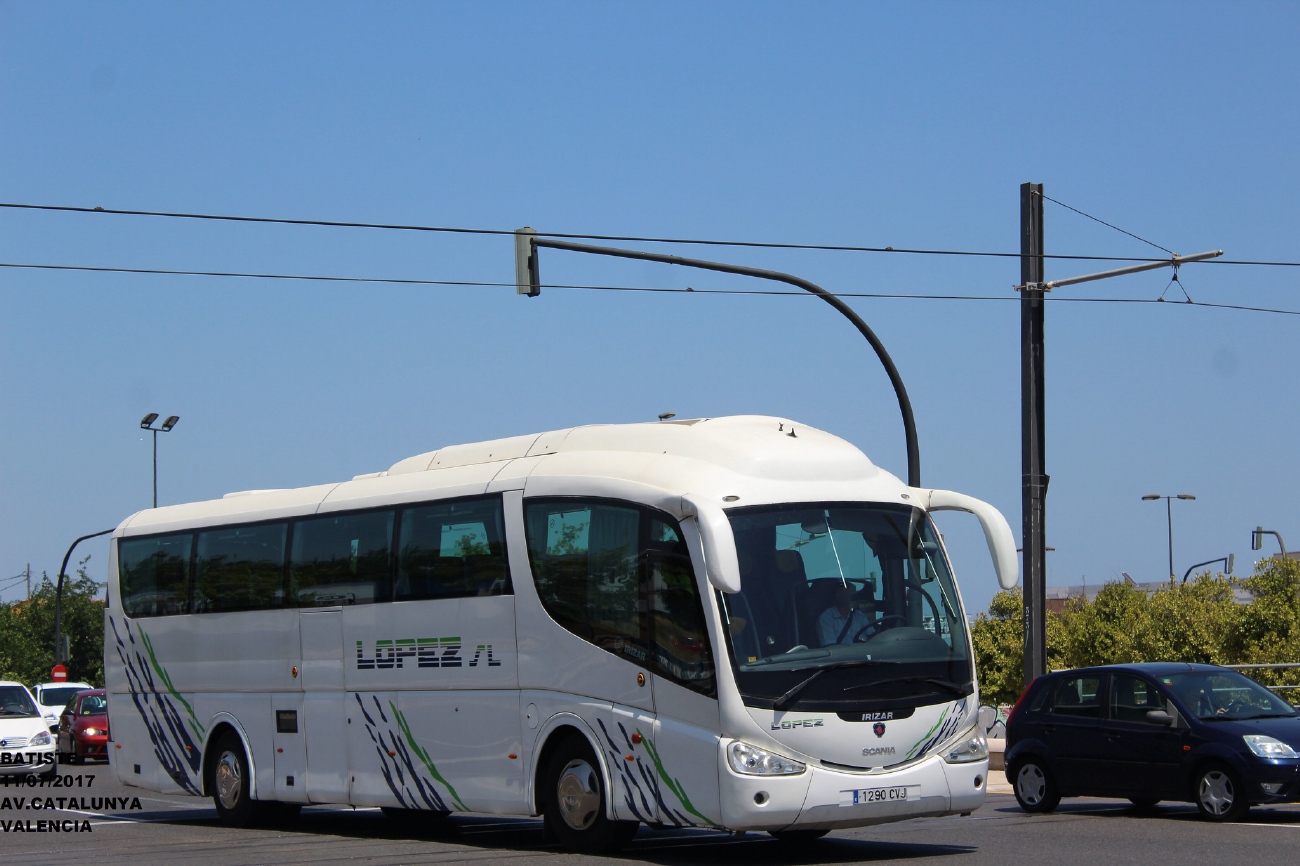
left=720, top=502, right=972, bottom=709
left=1160, top=670, right=1298, bottom=721
left=0, top=686, right=39, bottom=717
left=38, top=687, right=86, bottom=708
left=78, top=695, right=107, bottom=716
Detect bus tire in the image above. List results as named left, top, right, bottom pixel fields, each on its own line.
left=211, top=731, right=260, bottom=827
left=542, top=736, right=638, bottom=853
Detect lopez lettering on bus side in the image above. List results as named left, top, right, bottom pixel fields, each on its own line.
left=355, top=636, right=500, bottom=669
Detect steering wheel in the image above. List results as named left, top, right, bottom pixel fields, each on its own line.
left=1219, top=697, right=1249, bottom=716
left=853, top=614, right=908, bottom=642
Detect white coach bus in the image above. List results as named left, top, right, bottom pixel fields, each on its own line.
left=104, top=415, right=1017, bottom=852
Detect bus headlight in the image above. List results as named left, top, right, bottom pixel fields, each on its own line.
left=942, top=728, right=987, bottom=764
left=30, top=730, right=52, bottom=747
left=1244, top=735, right=1300, bottom=759
left=728, top=741, right=806, bottom=776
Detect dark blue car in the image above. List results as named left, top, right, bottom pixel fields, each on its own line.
left=1004, top=662, right=1300, bottom=821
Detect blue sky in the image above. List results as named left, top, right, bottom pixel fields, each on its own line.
left=1, top=2, right=1296, bottom=617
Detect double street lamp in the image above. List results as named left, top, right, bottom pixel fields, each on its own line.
left=1142, top=493, right=1196, bottom=582
left=140, top=413, right=179, bottom=508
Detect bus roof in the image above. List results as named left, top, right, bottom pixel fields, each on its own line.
left=116, top=415, right=904, bottom=536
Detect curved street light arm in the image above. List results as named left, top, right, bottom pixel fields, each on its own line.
left=54, top=528, right=115, bottom=664
left=530, top=237, right=921, bottom=487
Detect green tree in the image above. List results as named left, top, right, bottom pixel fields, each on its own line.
left=0, top=556, right=105, bottom=687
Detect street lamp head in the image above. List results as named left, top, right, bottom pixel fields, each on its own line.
left=140, top=413, right=159, bottom=429
left=1142, top=494, right=1160, bottom=501
left=1176, top=494, right=1196, bottom=501
left=161, top=415, right=180, bottom=432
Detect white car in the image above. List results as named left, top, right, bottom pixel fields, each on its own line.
left=33, top=681, right=92, bottom=730
left=0, top=682, right=57, bottom=779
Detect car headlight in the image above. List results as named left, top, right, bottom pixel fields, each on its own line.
left=1244, top=735, right=1300, bottom=759
left=30, top=730, right=52, bottom=746
left=83, top=728, right=101, bottom=737
left=728, top=741, right=806, bottom=776
left=942, top=726, right=988, bottom=764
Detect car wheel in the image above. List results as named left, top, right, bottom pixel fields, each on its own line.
left=769, top=828, right=830, bottom=843
left=1012, top=758, right=1060, bottom=813
left=1194, top=763, right=1249, bottom=822
left=542, top=735, right=638, bottom=853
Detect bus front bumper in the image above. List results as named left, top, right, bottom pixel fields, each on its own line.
left=719, top=747, right=988, bottom=832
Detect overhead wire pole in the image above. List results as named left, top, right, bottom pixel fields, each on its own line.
left=1015, top=184, right=1223, bottom=687
left=1019, top=183, right=1048, bottom=687
left=516, top=230, right=923, bottom=488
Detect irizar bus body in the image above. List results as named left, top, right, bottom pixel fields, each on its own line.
left=104, top=415, right=1017, bottom=851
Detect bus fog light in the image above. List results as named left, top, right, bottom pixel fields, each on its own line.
left=974, top=775, right=983, bottom=788
left=754, top=791, right=769, bottom=805
left=942, top=730, right=987, bottom=764
left=728, top=741, right=806, bottom=776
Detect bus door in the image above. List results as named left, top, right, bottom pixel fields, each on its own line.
left=300, top=608, right=349, bottom=802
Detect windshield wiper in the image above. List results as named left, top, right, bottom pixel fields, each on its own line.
left=842, top=676, right=970, bottom=697
left=772, top=661, right=878, bottom=710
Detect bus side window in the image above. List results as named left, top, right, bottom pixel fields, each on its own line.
left=396, top=496, right=510, bottom=601
left=194, top=522, right=287, bottom=613
left=646, top=517, right=716, bottom=696
left=119, top=533, right=193, bottom=618
left=525, top=500, right=648, bottom=664
left=290, top=510, right=394, bottom=606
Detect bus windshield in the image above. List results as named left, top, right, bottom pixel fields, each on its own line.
left=721, top=502, right=971, bottom=709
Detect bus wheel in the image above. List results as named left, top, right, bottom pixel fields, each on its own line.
left=542, top=736, right=638, bottom=853
left=211, top=732, right=259, bottom=827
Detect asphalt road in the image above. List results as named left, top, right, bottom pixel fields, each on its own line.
left=3, top=763, right=1297, bottom=865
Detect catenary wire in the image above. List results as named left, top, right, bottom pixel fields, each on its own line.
left=3, top=200, right=1289, bottom=266
left=2, top=260, right=1297, bottom=316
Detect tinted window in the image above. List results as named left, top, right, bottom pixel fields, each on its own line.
left=195, top=522, right=287, bottom=612
left=1110, top=674, right=1165, bottom=723
left=525, top=500, right=714, bottom=695
left=646, top=516, right=715, bottom=694
left=291, top=510, right=393, bottom=606
left=1048, top=674, right=1103, bottom=719
left=527, top=501, right=646, bottom=663
left=37, top=687, right=87, bottom=708
left=119, top=533, right=193, bottom=617
left=397, top=497, right=510, bottom=600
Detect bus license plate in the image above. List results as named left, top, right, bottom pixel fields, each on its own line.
left=842, top=785, right=919, bottom=806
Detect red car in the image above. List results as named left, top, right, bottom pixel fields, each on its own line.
left=56, top=689, right=109, bottom=764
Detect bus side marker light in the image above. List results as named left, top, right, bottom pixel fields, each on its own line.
left=625, top=755, right=635, bottom=762
left=631, top=733, right=643, bottom=745
left=387, top=750, right=396, bottom=757
left=508, top=754, right=518, bottom=760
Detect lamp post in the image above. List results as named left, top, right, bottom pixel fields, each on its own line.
left=1142, top=493, right=1196, bottom=582
left=140, top=413, right=179, bottom=508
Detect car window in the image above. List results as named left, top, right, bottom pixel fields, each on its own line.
left=1109, top=674, right=1165, bottom=723
left=1047, top=674, right=1103, bottom=719
left=79, top=695, right=107, bottom=716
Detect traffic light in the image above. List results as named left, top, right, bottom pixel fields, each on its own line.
left=515, top=227, right=540, bottom=297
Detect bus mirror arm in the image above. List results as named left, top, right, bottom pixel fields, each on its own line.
left=681, top=495, right=743, bottom=594
left=923, top=489, right=1020, bottom=591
